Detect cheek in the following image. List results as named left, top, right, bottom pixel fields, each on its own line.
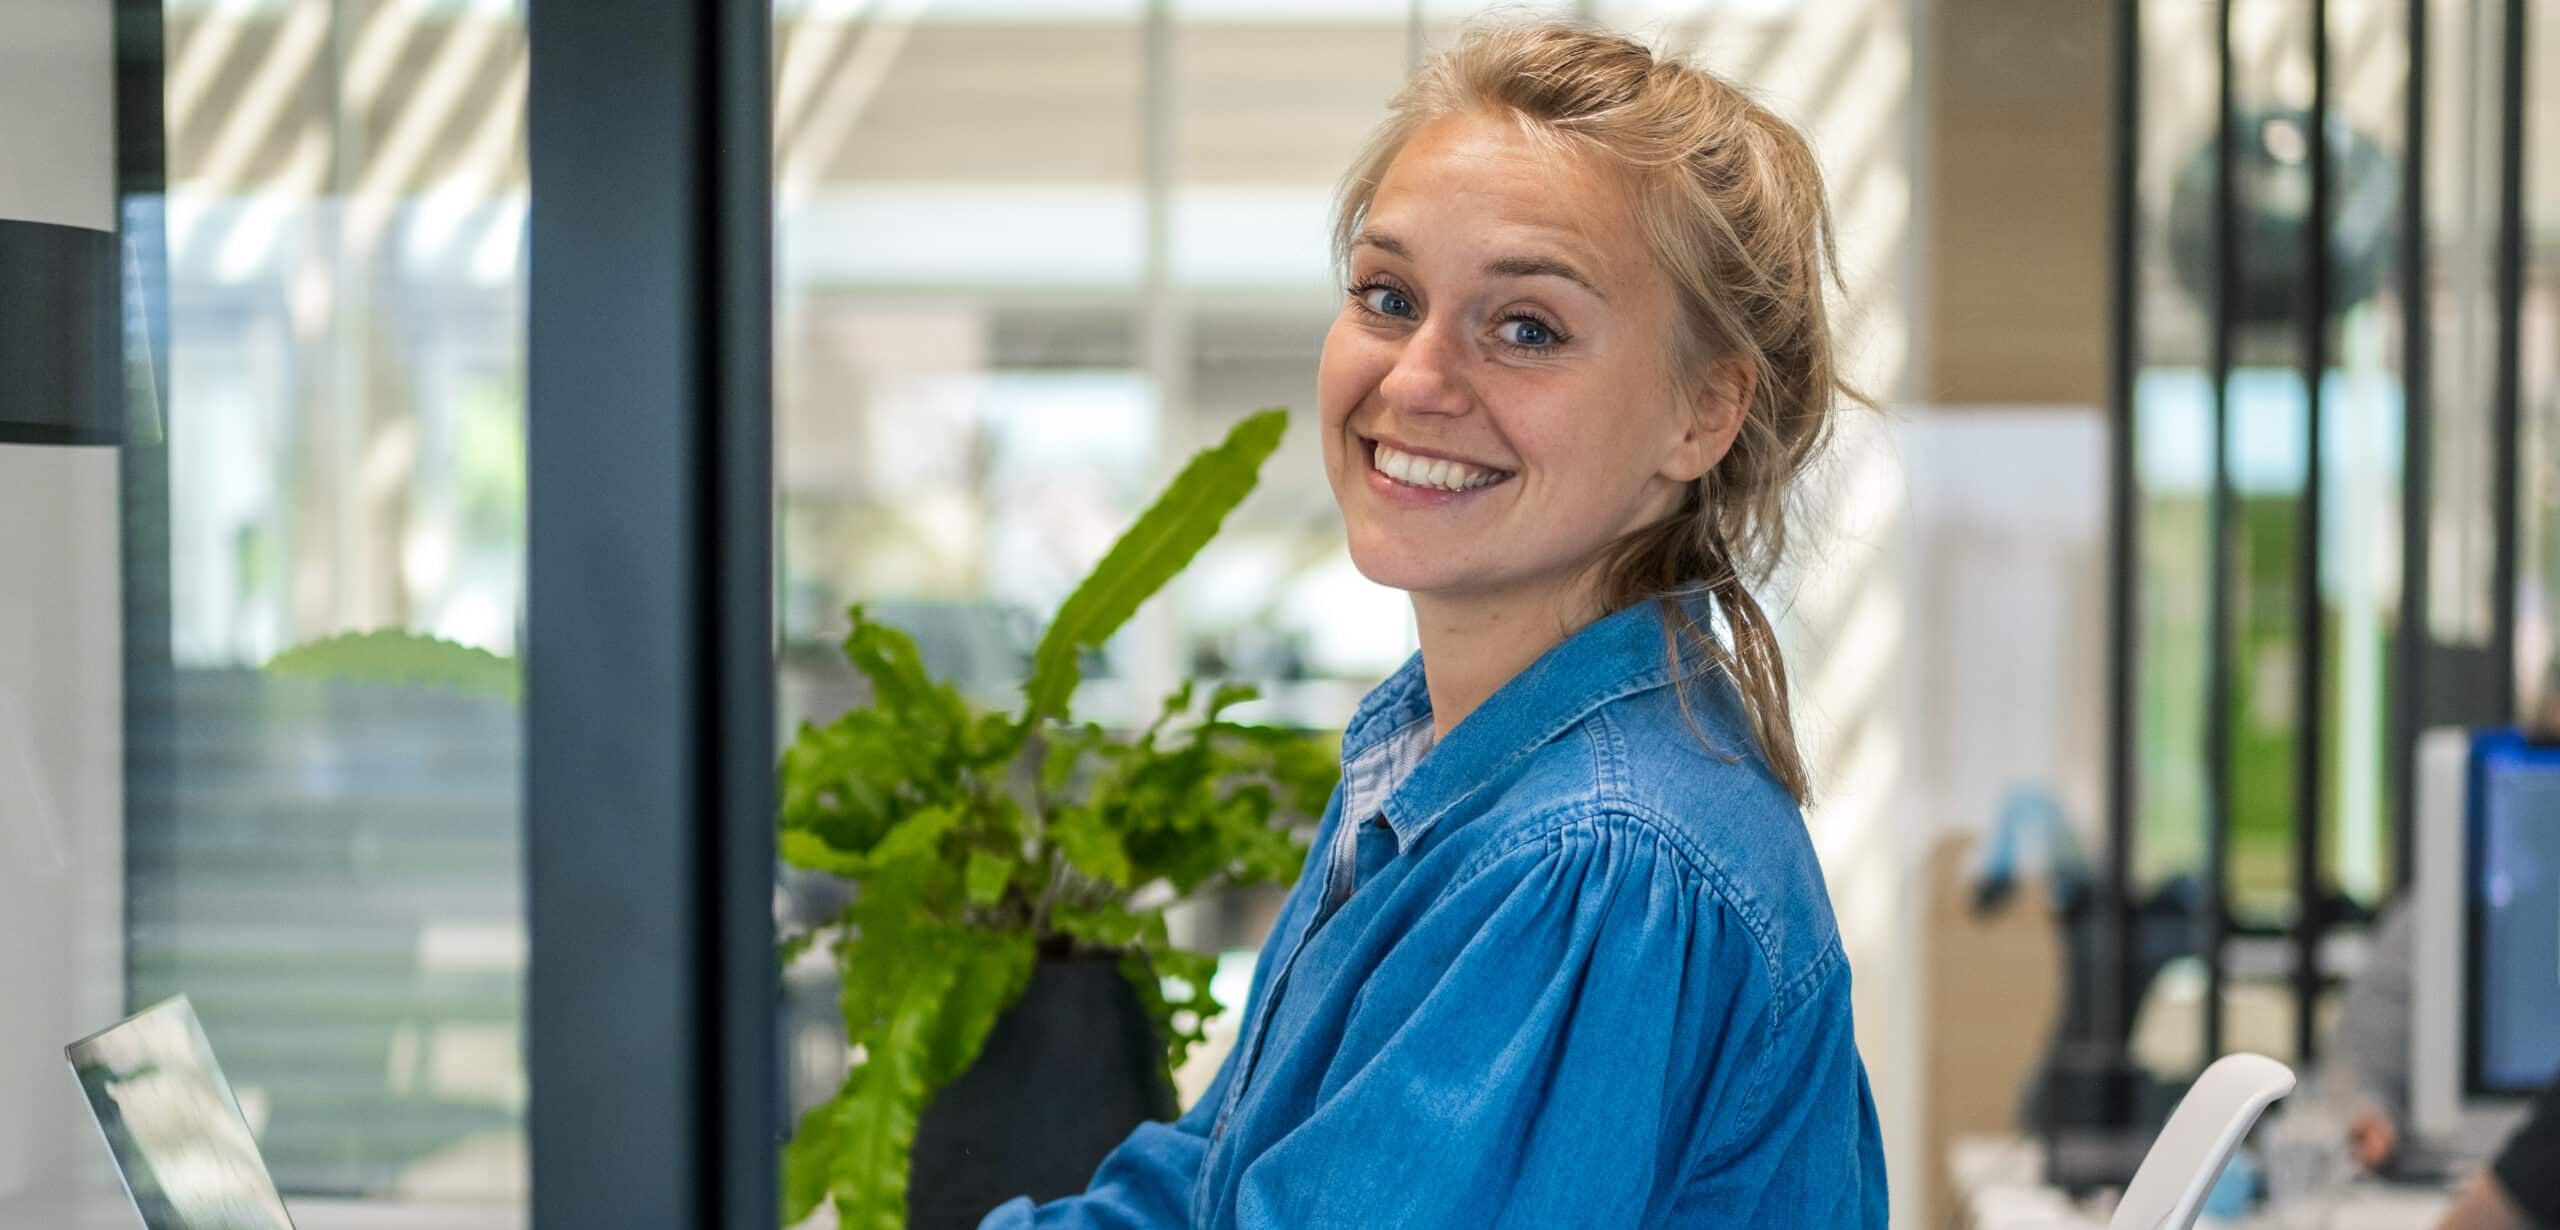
left=1504, top=398, right=1652, bottom=502
left=1315, top=325, right=1356, bottom=474
left=1315, top=321, right=1368, bottom=425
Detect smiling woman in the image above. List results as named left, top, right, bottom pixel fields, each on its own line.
left=979, top=19, right=1885, bottom=1230
left=1325, top=25, right=1859, bottom=793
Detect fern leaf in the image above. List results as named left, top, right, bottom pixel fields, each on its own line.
left=1019, top=409, right=1288, bottom=722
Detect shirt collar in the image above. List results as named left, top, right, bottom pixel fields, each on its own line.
left=1336, top=591, right=1728, bottom=853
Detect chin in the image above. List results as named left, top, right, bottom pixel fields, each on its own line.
left=1343, top=526, right=1481, bottom=596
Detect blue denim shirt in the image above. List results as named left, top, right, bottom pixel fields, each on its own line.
left=984, top=596, right=1888, bottom=1228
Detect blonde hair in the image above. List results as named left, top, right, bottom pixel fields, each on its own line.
left=1331, top=21, right=1863, bottom=804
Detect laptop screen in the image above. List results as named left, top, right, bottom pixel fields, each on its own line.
left=63, top=995, right=296, bottom=1230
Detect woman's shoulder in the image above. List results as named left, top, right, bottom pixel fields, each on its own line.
left=1452, top=677, right=1845, bottom=1007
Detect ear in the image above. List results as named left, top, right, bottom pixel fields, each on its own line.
left=1662, top=357, right=1754, bottom=484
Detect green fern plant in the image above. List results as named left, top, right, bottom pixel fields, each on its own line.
left=258, top=408, right=1337, bottom=1230
left=776, top=407, right=1338, bottom=1229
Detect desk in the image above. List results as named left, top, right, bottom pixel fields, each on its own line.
left=1953, top=1135, right=2456, bottom=1230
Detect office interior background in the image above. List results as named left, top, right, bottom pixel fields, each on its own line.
left=0, top=0, right=2554, bottom=1226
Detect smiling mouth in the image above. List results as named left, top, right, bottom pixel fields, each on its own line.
left=1363, top=437, right=1515, bottom=493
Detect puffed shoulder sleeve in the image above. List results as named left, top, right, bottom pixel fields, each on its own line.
left=1229, top=813, right=1880, bottom=1229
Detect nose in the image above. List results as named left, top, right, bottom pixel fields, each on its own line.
left=1377, top=318, right=1471, bottom=418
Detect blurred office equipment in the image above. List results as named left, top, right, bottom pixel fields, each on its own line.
left=2411, top=726, right=2559, bottom=1158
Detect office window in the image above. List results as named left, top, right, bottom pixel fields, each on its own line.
left=126, top=0, right=530, bottom=1205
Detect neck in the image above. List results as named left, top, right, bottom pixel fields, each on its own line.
left=1409, top=577, right=1604, bottom=743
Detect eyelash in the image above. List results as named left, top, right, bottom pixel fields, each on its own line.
left=1344, top=277, right=1573, bottom=352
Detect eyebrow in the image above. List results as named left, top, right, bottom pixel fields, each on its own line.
left=1353, top=230, right=1608, bottom=301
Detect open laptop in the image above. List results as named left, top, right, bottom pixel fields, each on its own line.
left=63, top=994, right=297, bottom=1230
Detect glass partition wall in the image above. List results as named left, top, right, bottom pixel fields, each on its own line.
left=120, top=0, right=534, bottom=1221
left=44, top=0, right=779, bottom=1224
left=2105, top=0, right=2550, bottom=1165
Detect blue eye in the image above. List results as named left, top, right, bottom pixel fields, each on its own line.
left=1360, top=285, right=1414, bottom=318
left=1500, top=317, right=1559, bottom=348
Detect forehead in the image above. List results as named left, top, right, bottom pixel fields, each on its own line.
left=1362, top=109, right=1641, bottom=279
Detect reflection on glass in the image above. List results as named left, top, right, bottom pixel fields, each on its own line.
left=131, top=0, right=532, bottom=1203
left=65, top=996, right=295, bottom=1230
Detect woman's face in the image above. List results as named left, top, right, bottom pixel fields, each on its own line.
left=1319, top=109, right=1732, bottom=614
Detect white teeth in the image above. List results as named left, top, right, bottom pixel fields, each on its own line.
left=1372, top=441, right=1507, bottom=493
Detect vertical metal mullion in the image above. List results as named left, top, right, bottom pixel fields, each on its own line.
left=2294, top=0, right=2333, bottom=1065
left=2103, top=0, right=2142, bottom=1078
left=2488, top=0, right=2525, bottom=725
left=2204, top=0, right=2239, bottom=1065
left=113, top=0, right=173, bottom=1017
left=2391, top=0, right=2430, bottom=898
left=710, top=0, right=778, bottom=1217
left=525, top=0, right=775, bottom=1226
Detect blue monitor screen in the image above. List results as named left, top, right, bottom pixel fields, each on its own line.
left=2474, top=730, right=2560, bottom=1095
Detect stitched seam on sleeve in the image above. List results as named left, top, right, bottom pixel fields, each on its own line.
left=1586, top=713, right=1626, bottom=801
left=1440, top=803, right=1787, bottom=1013
left=1590, top=798, right=1788, bottom=1011
left=1442, top=799, right=1627, bottom=888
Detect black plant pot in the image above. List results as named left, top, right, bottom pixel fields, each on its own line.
left=906, top=954, right=1178, bottom=1230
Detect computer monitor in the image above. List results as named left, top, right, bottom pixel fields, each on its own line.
left=2413, top=727, right=2558, bottom=1152
left=2469, top=729, right=2560, bottom=1093
left=62, top=994, right=297, bottom=1230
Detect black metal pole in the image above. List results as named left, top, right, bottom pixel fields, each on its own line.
left=2103, top=0, right=2143, bottom=1079
left=2294, top=0, right=2333, bottom=1065
left=2391, top=0, right=2430, bottom=898
left=2204, top=0, right=2239, bottom=1065
left=710, top=0, right=780, bottom=1212
left=2489, top=0, right=2526, bottom=726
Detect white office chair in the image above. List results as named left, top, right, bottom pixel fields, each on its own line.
left=2109, top=1052, right=2298, bottom=1230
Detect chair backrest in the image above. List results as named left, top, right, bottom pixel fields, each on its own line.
left=2108, top=1052, right=2296, bottom=1230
